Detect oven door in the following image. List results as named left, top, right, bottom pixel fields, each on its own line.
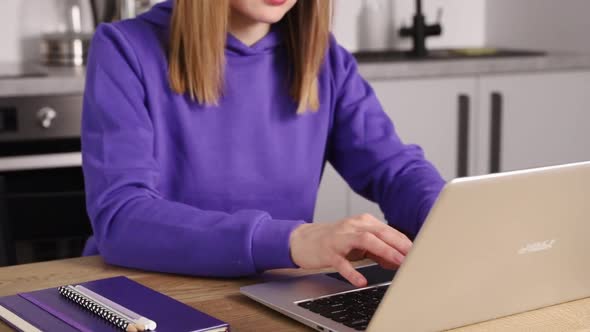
left=0, top=152, right=91, bottom=266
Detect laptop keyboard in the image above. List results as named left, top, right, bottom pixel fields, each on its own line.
left=296, top=284, right=389, bottom=331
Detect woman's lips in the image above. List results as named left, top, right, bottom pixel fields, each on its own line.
left=265, top=0, right=288, bottom=6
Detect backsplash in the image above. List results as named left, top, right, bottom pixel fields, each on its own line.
left=0, top=0, right=64, bottom=63
left=0, top=0, right=159, bottom=63
left=487, top=0, right=590, bottom=53
left=0, top=0, right=489, bottom=63
left=332, top=0, right=487, bottom=52
left=1, top=0, right=589, bottom=64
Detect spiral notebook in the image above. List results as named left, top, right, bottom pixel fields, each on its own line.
left=0, top=276, right=229, bottom=332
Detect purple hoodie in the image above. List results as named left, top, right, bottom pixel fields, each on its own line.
left=81, top=1, right=445, bottom=277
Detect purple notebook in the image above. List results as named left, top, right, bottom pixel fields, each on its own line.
left=0, top=276, right=229, bottom=332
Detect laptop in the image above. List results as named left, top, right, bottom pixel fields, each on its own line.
left=240, top=161, right=590, bottom=332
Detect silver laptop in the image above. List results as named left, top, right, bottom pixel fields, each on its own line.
left=241, top=161, right=590, bottom=332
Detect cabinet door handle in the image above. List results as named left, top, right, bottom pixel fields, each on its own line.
left=457, top=94, right=470, bottom=178
left=0, top=152, right=82, bottom=172
left=490, top=92, right=503, bottom=174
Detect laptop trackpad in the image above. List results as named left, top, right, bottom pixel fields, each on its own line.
left=325, top=264, right=397, bottom=286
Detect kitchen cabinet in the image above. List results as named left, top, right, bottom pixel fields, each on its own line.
left=371, top=78, right=478, bottom=180
left=314, top=70, right=590, bottom=223
left=476, top=71, right=590, bottom=174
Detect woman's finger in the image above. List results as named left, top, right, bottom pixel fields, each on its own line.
left=332, top=255, right=367, bottom=288
left=349, top=232, right=405, bottom=266
left=353, top=214, right=413, bottom=256
left=366, top=252, right=399, bottom=270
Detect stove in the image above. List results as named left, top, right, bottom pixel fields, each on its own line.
left=0, top=90, right=90, bottom=266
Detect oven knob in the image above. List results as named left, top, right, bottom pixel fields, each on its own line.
left=37, top=107, right=57, bottom=129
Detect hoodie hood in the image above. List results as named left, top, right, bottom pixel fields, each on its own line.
left=139, top=0, right=173, bottom=27
left=139, top=0, right=283, bottom=56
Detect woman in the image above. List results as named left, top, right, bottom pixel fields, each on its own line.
left=82, top=0, right=445, bottom=288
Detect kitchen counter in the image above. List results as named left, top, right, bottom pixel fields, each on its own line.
left=0, top=66, right=85, bottom=98
left=357, top=52, right=590, bottom=81
left=2, top=53, right=590, bottom=98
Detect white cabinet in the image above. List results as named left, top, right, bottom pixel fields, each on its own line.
left=371, top=78, right=478, bottom=180
left=315, top=70, right=590, bottom=222
left=476, top=71, right=590, bottom=174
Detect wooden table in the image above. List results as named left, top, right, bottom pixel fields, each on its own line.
left=1, top=256, right=590, bottom=331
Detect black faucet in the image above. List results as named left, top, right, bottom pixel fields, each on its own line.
left=399, top=0, right=443, bottom=57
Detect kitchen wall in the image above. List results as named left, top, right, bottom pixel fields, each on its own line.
left=0, top=0, right=489, bottom=62
left=2, top=0, right=590, bottom=64
left=0, top=0, right=66, bottom=63
left=0, top=0, right=24, bottom=63
left=332, top=0, right=487, bottom=52
left=486, top=0, right=590, bottom=53
left=0, top=0, right=19, bottom=62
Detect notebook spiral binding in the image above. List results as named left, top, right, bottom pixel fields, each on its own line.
left=58, top=286, right=132, bottom=331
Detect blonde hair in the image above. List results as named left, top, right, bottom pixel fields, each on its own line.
left=169, top=0, right=331, bottom=113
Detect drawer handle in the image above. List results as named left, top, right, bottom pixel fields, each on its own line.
left=0, top=152, right=81, bottom=172
left=490, top=92, right=503, bottom=174
left=457, top=94, right=470, bottom=178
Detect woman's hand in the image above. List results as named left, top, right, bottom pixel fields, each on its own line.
left=289, top=214, right=413, bottom=288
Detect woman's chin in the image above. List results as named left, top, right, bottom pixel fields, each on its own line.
left=251, top=10, right=291, bottom=24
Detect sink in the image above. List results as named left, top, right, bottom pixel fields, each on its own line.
left=353, top=48, right=547, bottom=63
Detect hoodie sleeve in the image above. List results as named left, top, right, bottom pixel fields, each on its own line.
left=82, top=24, right=304, bottom=277
left=326, top=38, right=445, bottom=239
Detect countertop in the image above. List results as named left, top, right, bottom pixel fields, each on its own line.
left=2, top=52, right=590, bottom=97
left=357, top=52, right=590, bottom=81
left=0, top=66, right=85, bottom=98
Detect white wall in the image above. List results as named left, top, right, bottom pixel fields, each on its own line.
left=0, top=0, right=24, bottom=63
left=3, top=0, right=589, bottom=64
left=333, top=0, right=487, bottom=52
left=0, top=0, right=70, bottom=63
left=1, top=0, right=489, bottom=62
left=0, top=0, right=163, bottom=64
left=486, top=0, right=590, bottom=53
